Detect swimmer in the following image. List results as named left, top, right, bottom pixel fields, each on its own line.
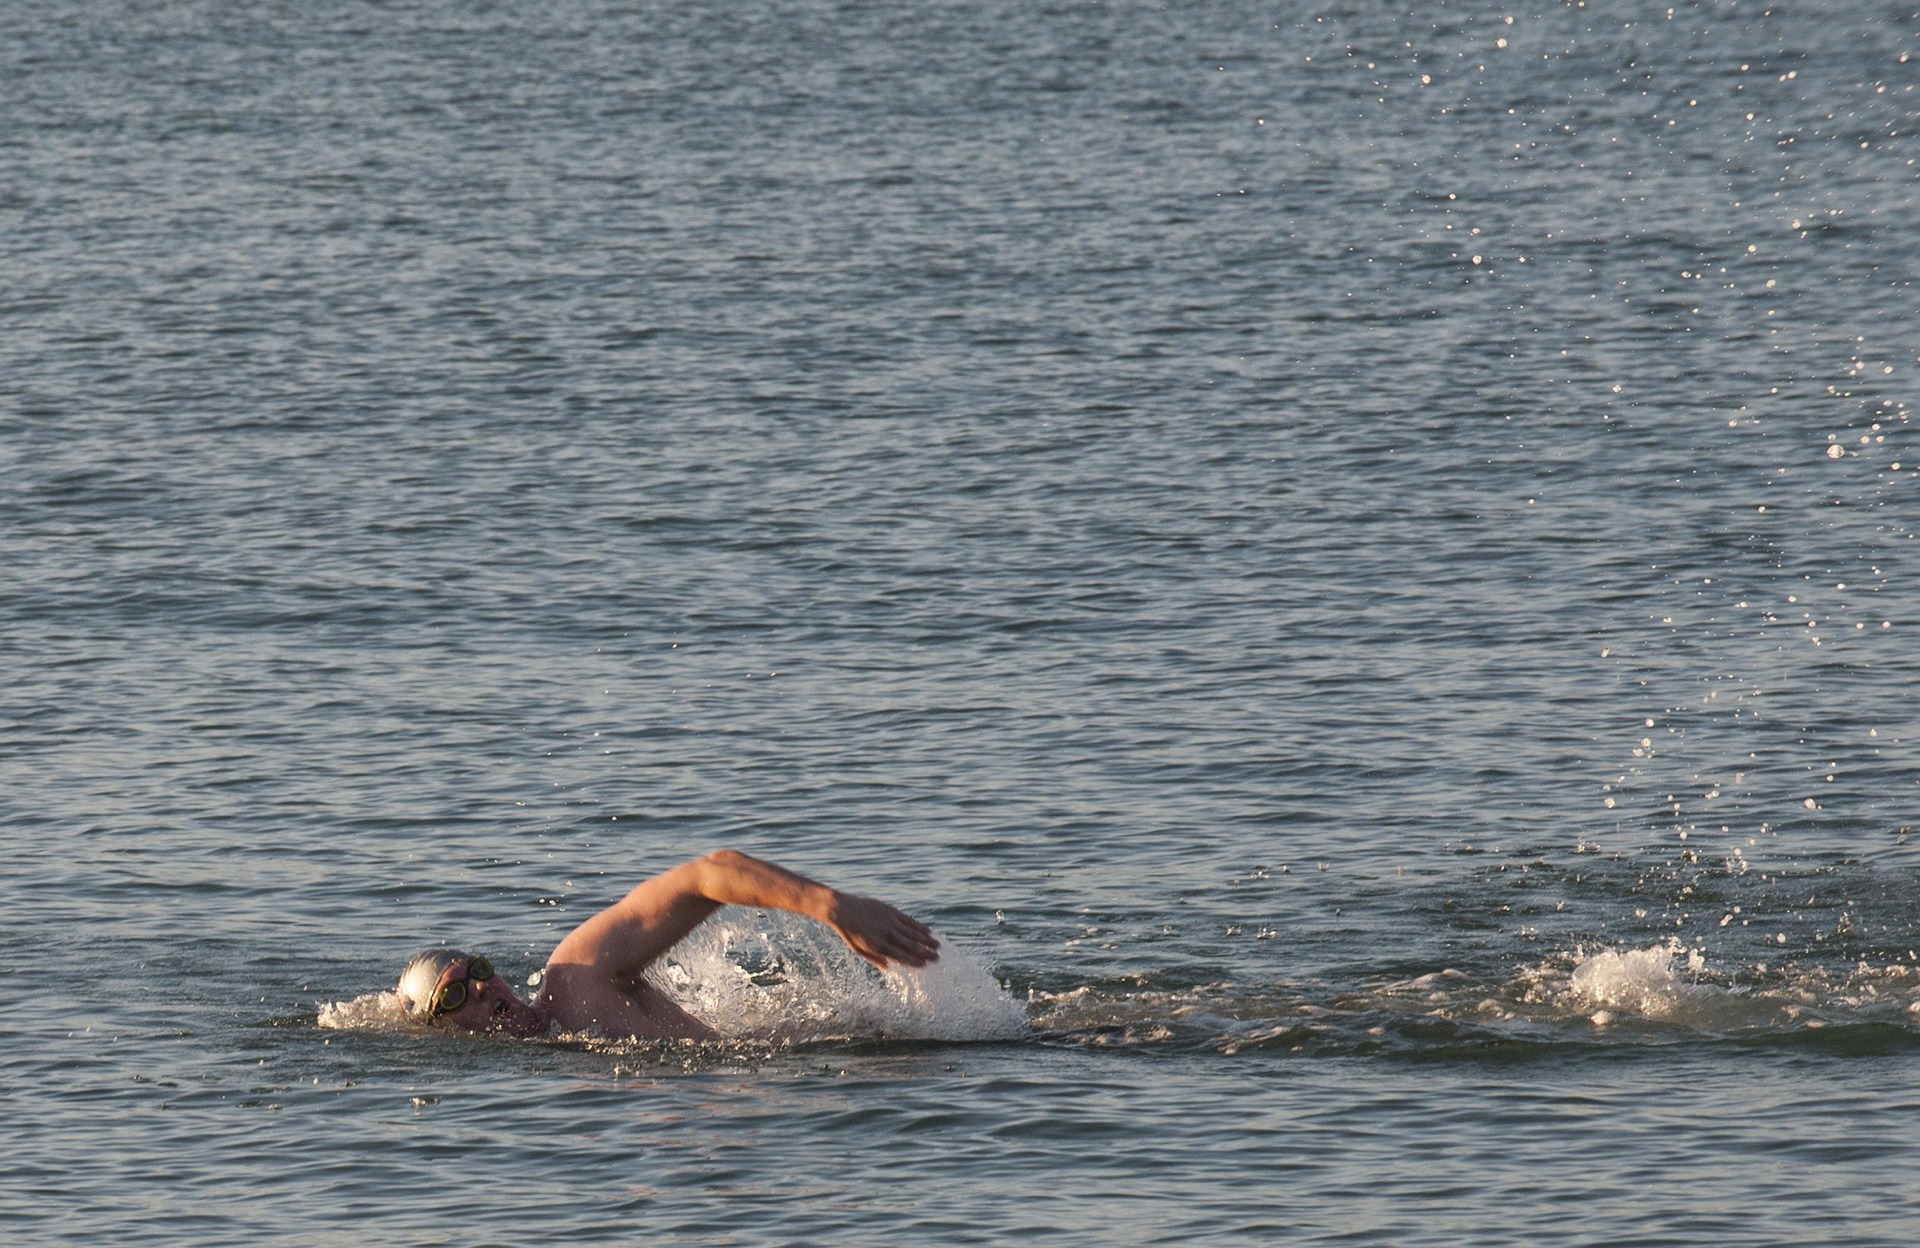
left=395, top=849, right=940, bottom=1040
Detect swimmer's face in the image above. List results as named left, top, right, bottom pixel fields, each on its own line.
left=430, top=956, right=543, bottom=1035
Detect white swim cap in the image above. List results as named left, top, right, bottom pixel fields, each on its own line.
left=396, top=948, right=470, bottom=1018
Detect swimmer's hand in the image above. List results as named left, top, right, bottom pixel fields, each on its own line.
left=826, top=891, right=941, bottom=970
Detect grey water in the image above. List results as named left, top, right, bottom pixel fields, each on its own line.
left=6, top=0, right=1920, bottom=1243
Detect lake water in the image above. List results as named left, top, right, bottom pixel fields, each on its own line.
left=6, top=0, right=1920, bottom=1243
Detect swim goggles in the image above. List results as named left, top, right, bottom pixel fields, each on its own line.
left=429, top=955, right=495, bottom=1018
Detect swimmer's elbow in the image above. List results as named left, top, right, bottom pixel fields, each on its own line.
left=687, top=848, right=757, bottom=896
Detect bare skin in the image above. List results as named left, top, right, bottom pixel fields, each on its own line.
left=424, top=850, right=940, bottom=1040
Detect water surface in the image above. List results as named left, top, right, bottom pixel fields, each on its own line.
left=5, top=1, right=1920, bottom=1243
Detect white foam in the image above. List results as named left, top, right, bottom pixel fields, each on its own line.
left=657, top=915, right=1029, bottom=1043
left=1567, top=942, right=1790, bottom=1030
left=317, top=989, right=416, bottom=1031
left=1569, top=944, right=1698, bottom=1018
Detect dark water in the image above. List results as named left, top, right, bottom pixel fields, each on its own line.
left=6, top=1, right=1920, bottom=1243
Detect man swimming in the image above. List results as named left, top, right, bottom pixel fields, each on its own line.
left=395, top=849, right=941, bottom=1040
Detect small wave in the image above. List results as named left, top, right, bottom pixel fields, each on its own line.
left=1025, top=945, right=1920, bottom=1057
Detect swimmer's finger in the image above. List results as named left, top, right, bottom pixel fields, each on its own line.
left=874, top=925, right=942, bottom=968
left=828, top=892, right=942, bottom=968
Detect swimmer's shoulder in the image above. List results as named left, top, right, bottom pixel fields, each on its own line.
left=534, top=962, right=715, bottom=1041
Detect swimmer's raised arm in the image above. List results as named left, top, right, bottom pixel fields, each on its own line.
left=545, top=849, right=940, bottom=982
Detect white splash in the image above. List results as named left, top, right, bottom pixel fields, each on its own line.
left=317, top=989, right=415, bottom=1031
left=1569, top=943, right=1700, bottom=1019
left=657, top=915, right=1029, bottom=1043
left=1567, top=942, right=1790, bottom=1030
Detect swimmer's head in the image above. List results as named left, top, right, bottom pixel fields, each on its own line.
left=397, top=947, right=544, bottom=1034
left=396, top=948, right=470, bottom=1020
